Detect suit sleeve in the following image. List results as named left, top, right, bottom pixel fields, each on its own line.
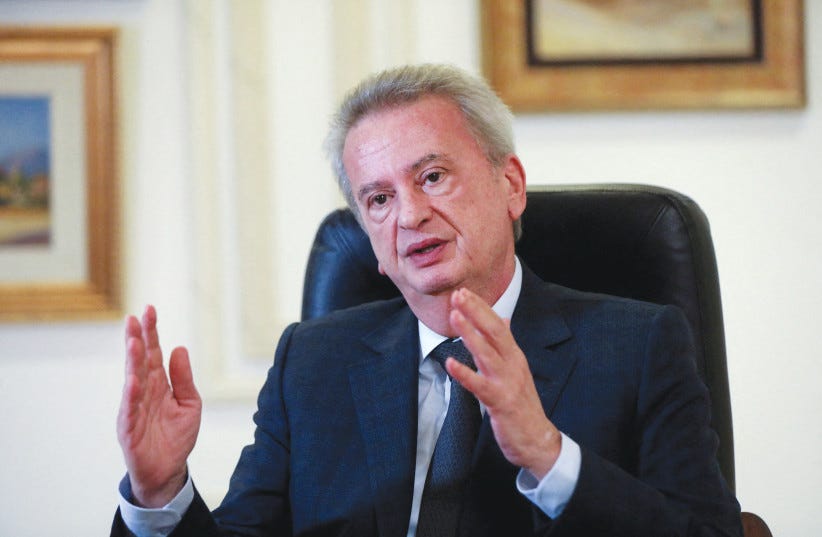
left=544, top=306, right=743, bottom=537
left=110, top=323, right=299, bottom=537
left=109, top=478, right=231, bottom=537
left=207, top=322, right=296, bottom=536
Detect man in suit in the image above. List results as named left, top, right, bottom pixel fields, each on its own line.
left=113, top=64, right=742, bottom=536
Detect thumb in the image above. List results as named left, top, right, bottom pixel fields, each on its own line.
left=168, top=346, right=200, bottom=403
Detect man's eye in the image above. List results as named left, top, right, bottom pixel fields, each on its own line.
left=372, top=194, right=388, bottom=206
left=424, top=172, right=442, bottom=184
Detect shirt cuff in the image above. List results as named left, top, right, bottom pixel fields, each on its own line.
left=118, top=473, right=195, bottom=537
left=516, top=432, right=581, bottom=519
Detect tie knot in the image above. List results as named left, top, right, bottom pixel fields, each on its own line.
left=429, top=338, right=476, bottom=375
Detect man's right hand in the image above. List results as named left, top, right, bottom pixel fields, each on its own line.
left=117, top=305, right=202, bottom=508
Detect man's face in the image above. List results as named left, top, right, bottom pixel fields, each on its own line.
left=341, top=96, right=526, bottom=305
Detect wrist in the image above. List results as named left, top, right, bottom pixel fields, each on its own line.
left=130, top=468, right=188, bottom=508
left=525, top=427, right=562, bottom=480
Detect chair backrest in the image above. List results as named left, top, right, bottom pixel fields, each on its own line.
left=301, top=183, right=735, bottom=492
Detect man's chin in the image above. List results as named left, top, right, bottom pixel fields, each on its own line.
left=400, top=275, right=462, bottom=300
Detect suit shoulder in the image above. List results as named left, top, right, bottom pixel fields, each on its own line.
left=540, top=281, right=692, bottom=347
left=545, top=281, right=665, bottom=318
left=273, top=297, right=412, bottom=386
left=520, top=263, right=666, bottom=323
left=279, top=297, right=410, bottom=359
left=294, top=296, right=408, bottom=333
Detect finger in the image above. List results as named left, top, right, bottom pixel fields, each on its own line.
left=141, top=304, right=161, bottom=351
left=446, top=357, right=493, bottom=404
left=125, top=334, right=147, bottom=382
left=124, top=312, right=145, bottom=377
left=127, top=322, right=171, bottom=411
left=120, top=314, right=147, bottom=440
left=119, top=338, right=147, bottom=440
left=450, top=309, right=504, bottom=377
left=125, top=314, right=142, bottom=347
left=118, top=369, right=142, bottom=437
left=168, top=346, right=200, bottom=405
left=451, top=288, right=514, bottom=356
left=141, top=305, right=164, bottom=369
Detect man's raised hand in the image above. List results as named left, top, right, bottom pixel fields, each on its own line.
left=444, top=288, right=562, bottom=480
left=116, top=305, right=202, bottom=508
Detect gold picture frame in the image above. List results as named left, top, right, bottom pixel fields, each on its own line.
left=0, top=28, right=120, bottom=320
left=481, top=0, right=805, bottom=111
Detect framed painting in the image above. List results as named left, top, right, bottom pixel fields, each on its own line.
left=0, top=27, right=120, bottom=320
left=481, top=0, right=805, bottom=111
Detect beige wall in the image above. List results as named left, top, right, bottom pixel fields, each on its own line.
left=0, top=1, right=819, bottom=535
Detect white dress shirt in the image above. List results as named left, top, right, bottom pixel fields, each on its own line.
left=119, top=257, right=581, bottom=536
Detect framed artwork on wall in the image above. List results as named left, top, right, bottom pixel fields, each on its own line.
left=0, top=27, right=120, bottom=320
left=481, top=0, right=805, bottom=111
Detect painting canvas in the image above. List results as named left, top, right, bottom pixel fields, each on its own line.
left=530, top=0, right=760, bottom=64
left=0, top=96, right=52, bottom=246
left=0, top=27, right=119, bottom=320
left=481, top=0, right=804, bottom=110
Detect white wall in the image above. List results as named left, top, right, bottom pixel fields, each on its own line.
left=0, top=1, right=819, bottom=536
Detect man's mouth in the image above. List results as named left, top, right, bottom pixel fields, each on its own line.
left=406, top=239, right=445, bottom=257
left=415, top=244, right=440, bottom=254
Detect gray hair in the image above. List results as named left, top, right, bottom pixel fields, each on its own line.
left=324, top=63, right=522, bottom=240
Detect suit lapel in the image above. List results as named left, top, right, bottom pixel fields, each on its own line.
left=462, top=265, right=580, bottom=536
left=347, top=305, right=419, bottom=537
left=511, top=265, right=578, bottom=416
left=470, top=265, right=579, bottom=469
left=473, top=264, right=577, bottom=478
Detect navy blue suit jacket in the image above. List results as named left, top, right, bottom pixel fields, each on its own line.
left=112, top=265, right=741, bottom=536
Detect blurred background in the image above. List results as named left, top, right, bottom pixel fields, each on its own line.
left=0, top=1, right=819, bottom=535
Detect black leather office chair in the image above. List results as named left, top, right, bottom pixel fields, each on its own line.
left=302, top=183, right=771, bottom=536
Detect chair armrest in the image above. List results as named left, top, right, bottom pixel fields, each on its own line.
left=742, top=512, right=773, bottom=537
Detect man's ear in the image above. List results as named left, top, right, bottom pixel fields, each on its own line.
left=501, top=154, right=527, bottom=221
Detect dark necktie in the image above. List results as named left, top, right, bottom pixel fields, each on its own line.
left=416, top=338, right=482, bottom=537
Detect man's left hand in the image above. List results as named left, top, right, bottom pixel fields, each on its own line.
left=445, top=287, right=562, bottom=480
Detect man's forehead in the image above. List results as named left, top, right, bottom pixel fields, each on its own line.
left=346, top=95, right=464, bottom=142
left=343, top=98, right=469, bottom=159
left=344, top=106, right=458, bottom=167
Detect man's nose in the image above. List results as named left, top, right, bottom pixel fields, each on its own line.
left=397, top=188, right=432, bottom=229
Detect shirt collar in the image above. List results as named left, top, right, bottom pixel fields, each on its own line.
left=418, top=257, right=523, bottom=363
